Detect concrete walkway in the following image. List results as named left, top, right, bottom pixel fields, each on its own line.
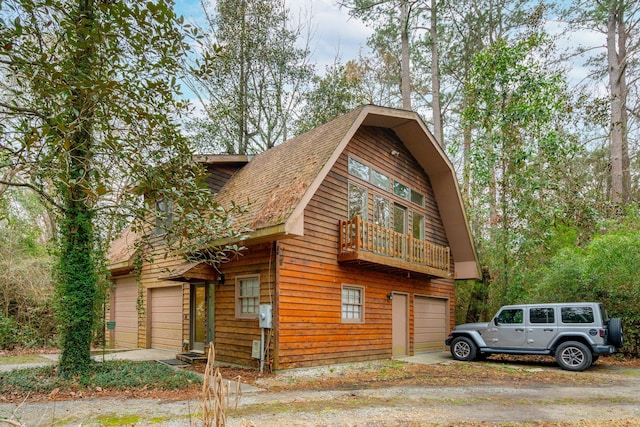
left=398, top=350, right=455, bottom=365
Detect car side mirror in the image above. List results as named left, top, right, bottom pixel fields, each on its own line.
left=494, top=317, right=500, bottom=326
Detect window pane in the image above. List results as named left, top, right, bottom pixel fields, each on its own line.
left=348, top=182, right=368, bottom=220
left=239, top=277, right=259, bottom=314
left=411, top=190, right=424, bottom=206
left=530, top=308, right=555, bottom=324
left=394, top=204, right=406, bottom=234
left=497, top=309, right=523, bottom=324
left=348, top=157, right=369, bottom=180
left=561, top=307, right=594, bottom=324
left=373, top=195, right=391, bottom=228
left=371, top=169, right=391, bottom=190
left=341, top=287, right=362, bottom=321
left=394, top=181, right=409, bottom=199
left=412, top=212, right=424, bottom=239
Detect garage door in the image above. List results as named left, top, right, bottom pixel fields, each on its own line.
left=150, top=286, right=183, bottom=350
left=414, top=296, right=447, bottom=352
left=113, top=277, right=138, bottom=349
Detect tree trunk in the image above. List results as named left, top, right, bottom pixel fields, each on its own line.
left=430, top=0, right=444, bottom=146
left=400, top=0, right=412, bottom=110
left=607, top=1, right=630, bottom=205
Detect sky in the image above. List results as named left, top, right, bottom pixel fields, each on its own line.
left=173, top=0, right=373, bottom=71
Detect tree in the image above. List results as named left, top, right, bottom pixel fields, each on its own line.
left=563, top=0, right=640, bottom=205
left=0, top=0, right=241, bottom=375
left=186, top=0, right=313, bottom=154
left=463, top=34, right=578, bottom=307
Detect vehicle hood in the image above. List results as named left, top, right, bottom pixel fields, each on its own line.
left=452, top=322, right=489, bottom=332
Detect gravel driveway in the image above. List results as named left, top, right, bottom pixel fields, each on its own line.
left=2, top=356, right=640, bottom=426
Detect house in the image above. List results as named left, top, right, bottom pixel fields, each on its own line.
left=107, top=105, right=480, bottom=370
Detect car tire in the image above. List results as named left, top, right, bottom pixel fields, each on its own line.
left=608, top=318, right=624, bottom=348
left=555, top=341, right=593, bottom=371
left=450, top=336, right=478, bottom=362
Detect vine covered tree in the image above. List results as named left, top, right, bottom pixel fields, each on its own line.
left=0, top=0, right=241, bottom=375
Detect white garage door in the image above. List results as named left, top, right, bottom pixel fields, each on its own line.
left=113, top=276, right=138, bottom=349
left=150, top=286, right=183, bottom=350
left=414, top=296, right=447, bottom=352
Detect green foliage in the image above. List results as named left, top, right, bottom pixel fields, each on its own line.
left=0, top=315, right=18, bottom=349
left=0, top=360, right=201, bottom=395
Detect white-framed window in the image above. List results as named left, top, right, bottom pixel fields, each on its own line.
left=236, top=275, right=259, bottom=319
left=342, top=284, right=364, bottom=323
left=154, top=198, right=173, bottom=236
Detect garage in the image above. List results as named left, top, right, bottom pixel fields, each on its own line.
left=414, top=296, right=447, bottom=352
left=150, top=285, right=183, bottom=350
left=112, top=276, right=138, bottom=349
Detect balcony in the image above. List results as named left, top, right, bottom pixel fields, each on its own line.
left=338, top=217, right=451, bottom=278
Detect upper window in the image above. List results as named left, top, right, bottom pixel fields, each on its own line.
left=348, top=157, right=369, bottom=181
left=371, top=169, right=391, bottom=191
left=410, top=189, right=425, bottom=207
left=530, top=307, right=555, bottom=324
left=561, top=307, right=594, bottom=324
left=154, top=199, right=173, bottom=236
left=348, top=182, right=368, bottom=220
left=342, top=285, right=364, bottom=323
left=373, top=195, right=391, bottom=228
left=497, top=309, right=523, bottom=324
left=412, top=211, right=425, bottom=240
left=393, top=181, right=410, bottom=199
left=236, top=276, right=260, bottom=319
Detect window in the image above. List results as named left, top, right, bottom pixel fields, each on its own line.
left=236, top=276, right=259, bottom=319
left=394, top=181, right=410, bottom=199
left=342, top=285, right=364, bottom=323
left=497, top=309, right=523, bottom=324
left=348, top=182, right=368, bottom=220
left=348, top=157, right=369, bottom=180
left=410, top=189, right=424, bottom=206
left=154, top=199, right=173, bottom=236
left=371, top=169, right=391, bottom=191
left=412, top=211, right=425, bottom=240
left=561, top=307, right=594, bottom=324
left=393, top=204, right=407, bottom=234
left=373, top=195, right=391, bottom=228
left=530, top=307, right=555, bottom=324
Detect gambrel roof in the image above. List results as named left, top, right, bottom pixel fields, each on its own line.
left=215, top=105, right=480, bottom=279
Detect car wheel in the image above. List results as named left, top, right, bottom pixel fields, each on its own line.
left=555, top=341, right=593, bottom=371
left=450, top=336, right=477, bottom=362
left=608, top=318, right=624, bottom=348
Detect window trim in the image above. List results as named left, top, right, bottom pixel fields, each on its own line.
left=341, top=284, right=365, bottom=324
left=235, top=275, right=260, bottom=320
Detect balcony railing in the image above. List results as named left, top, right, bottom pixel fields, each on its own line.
left=338, top=217, right=450, bottom=278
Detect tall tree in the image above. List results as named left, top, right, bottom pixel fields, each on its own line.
left=187, top=0, right=313, bottom=154
left=0, top=0, right=240, bottom=375
left=563, top=0, right=640, bottom=205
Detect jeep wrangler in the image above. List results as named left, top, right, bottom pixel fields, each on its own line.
left=445, top=302, right=623, bottom=371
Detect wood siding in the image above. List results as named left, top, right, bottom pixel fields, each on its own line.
left=275, top=126, right=456, bottom=369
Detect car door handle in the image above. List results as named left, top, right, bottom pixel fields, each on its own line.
left=515, top=328, right=524, bottom=332
left=544, top=329, right=554, bottom=332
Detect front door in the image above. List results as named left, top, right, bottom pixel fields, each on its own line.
left=190, top=283, right=206, bottom=352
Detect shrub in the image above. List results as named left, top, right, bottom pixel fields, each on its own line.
left=0, top=315, right=18, bottom=349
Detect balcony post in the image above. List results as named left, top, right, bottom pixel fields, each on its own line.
left=355, top=216, right=361, bottom=252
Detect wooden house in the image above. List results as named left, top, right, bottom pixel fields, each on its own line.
left=107, top=105, right=480, bottom=370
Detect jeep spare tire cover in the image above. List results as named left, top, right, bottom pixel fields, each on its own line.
left=608, top=317, right=624, bottom=348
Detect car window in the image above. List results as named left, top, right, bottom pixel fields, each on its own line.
left=497, top=309, right=523, bottom=324
left=561, top=306, right=594, bottom=324
left=530, top=307, right=555, bottom=324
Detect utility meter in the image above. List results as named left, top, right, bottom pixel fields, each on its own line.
left=259, top=304, right=272, bottom=329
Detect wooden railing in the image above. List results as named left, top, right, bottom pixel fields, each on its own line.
left=338, top=217, right=450, bottom=273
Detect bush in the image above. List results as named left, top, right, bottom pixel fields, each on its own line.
left=0, top=315, right=18, bottom=349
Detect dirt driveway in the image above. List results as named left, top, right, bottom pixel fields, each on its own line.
left=2, top=355, right=640, bottom=426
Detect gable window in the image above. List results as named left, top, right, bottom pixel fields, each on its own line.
left=154, top=199, right=173, bottom=236
left=348, top=182, right=368, bottom=220
left=342, top=285, right=364, bottom=323
left=236, top=276, right=259, bottom=319
left=411, top=189, right=424, bottom=207
left=393, top=181, right=410, bottom=199
left=348, top=157, right=369, bottom=181
left=373, top=195, right=391, bottom=228
left=371, top=169, right=391, bottom=191
left=412, top=211, right=425, bottom=240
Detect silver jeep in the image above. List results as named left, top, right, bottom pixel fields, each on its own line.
left=445, top=302, right=623, bottom=371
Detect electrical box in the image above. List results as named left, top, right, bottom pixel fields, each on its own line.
left=259, top=304, right=272, bottom=329
left=251, top=340, right=261, bottom=359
